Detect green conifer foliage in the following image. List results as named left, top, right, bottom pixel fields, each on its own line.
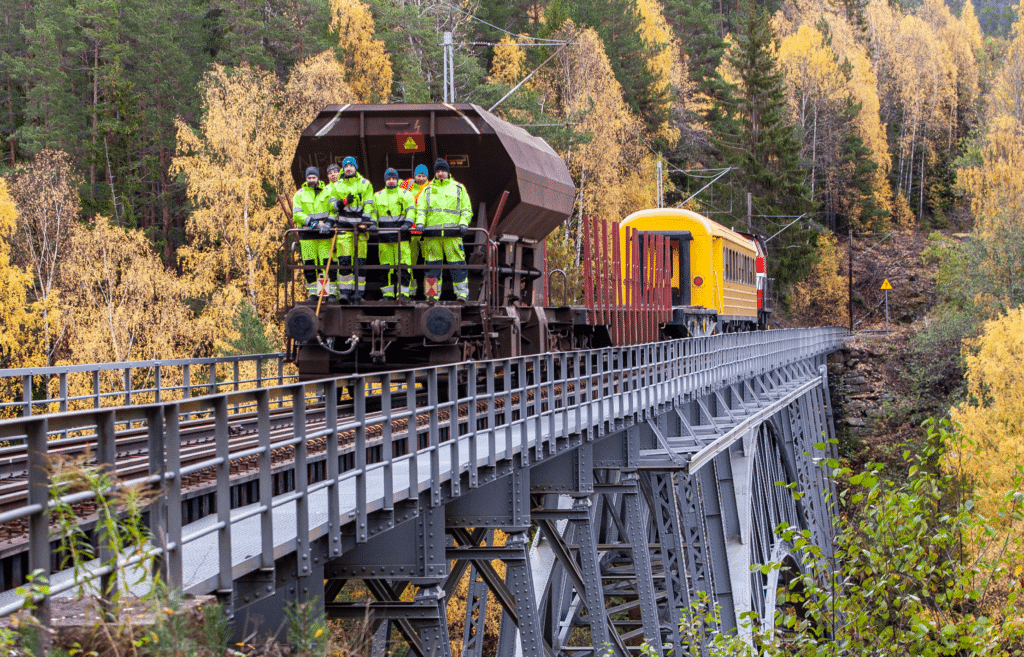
left=715, top=0, right=815, bottom=288
left=567, top=0, right=671, bottom=139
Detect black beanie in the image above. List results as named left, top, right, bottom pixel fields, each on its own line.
left=434, top=158, right=450, bottom=173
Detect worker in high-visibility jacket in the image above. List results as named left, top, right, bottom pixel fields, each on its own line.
left=399, top=164, right=431, bottom=297
left=414, top=158, right=472, bottom=301
left=327, top=156, right=374, bottom=302
left=371, top=168, right=417, bottom=299
left=291, top=166, right=334, bottom=299
left=400, top=164, right=431, bottom=199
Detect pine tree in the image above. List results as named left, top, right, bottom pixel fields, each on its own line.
left=0, top=0, right=30, bottom=168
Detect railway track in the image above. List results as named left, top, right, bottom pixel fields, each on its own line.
left=0, top=381, right=558, bottom=590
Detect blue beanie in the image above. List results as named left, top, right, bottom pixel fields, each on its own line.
left=415, top=164, right=429, bottom=177
left=341, top=156, right=358, bottom=170
left=384, top=168, right=399, bottom=182
left=304, top=166, right=320, bottom=179
left=434, top=158, right=450, bottom=173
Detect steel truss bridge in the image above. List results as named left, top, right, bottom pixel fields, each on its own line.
left=0, top=328, right=845, bottom=656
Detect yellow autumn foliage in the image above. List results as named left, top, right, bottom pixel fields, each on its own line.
left=778, top=25, right=846, bottom=122
left=173, top=64, right=294, bottom=320
left=789, top=233, right=848, bottom=327
left=950, top=308, right=1024, bottom=517
left=636, top=0, right=682, bottom=147
left=285, top=50, right=358, bottom=128
left=0, top=180, right=43, bottom=378
left=330, top=0, right=393, bottom=103
left=489, top=36, right=527, bottom=87
left=58, top=221, right=200, bottom=364
left=535, top=22, right=644, bottom=228
left=6, top=150, right=80, bottom=366
left=773, top=5, right=893, bottom=215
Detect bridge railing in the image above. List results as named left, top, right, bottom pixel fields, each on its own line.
left=0, top=328, right=845, bottom=621
left=0, top=353, right=296, bottom=420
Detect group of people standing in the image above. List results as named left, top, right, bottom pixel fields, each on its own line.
left=291, top=157, right=473, bottom=303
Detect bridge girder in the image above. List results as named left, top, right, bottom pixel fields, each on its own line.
left=317, top=357, right=838, bottom=655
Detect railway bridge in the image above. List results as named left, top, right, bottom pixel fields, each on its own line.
left=0, top=328, right=845, bottom=655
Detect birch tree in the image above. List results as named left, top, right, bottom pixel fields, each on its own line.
left=0, top=179, right=42, bottom=374
left=6, top=149, right=79, bottom=365
left=330, top=0, right=393, bottom=103
left=172, top=64, right=293, bottom=320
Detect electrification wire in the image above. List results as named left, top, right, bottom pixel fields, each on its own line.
left=439, top=1, right=568, bottom=44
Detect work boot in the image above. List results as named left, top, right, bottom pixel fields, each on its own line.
left=350, top=291, right=363, bottom=304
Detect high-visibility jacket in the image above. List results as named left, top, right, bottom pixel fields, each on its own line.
left=371, top=187, right=416, bottom=242
left=292, top=182, right=332, bottom=227
left=327, top=173, right=374, bottom=213
left=415, top=177, right=471, bottom=229
left=400, top=179, right=431, bottom=203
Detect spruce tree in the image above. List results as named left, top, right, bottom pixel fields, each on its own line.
left=567, top=0, right=671, bottom=139
left=714, top=0, right=815, bottom=287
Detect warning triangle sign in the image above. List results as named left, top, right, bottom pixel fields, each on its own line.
left=880, top=279, right=892, bottom=290
left=404, top=136, right=418, bottom=149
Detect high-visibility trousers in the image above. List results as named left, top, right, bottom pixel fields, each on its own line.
left=336, top=231, right=369, bottom=294
left=422, top=236, right=468, bottom=299
left=299, top=237, right=333, bottom=297
left=379, top=241, right=413, bottom=298
left=408, top=236, right=420, bottom=296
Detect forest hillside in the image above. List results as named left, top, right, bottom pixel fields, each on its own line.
left=7, top=0, right=1024, bottom=652
left=0, top=0, right=1019, bottom=371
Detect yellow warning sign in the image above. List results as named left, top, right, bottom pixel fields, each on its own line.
left=881, top=279, right=892, bottom=290
left=403, top=136, right=418, bottom=150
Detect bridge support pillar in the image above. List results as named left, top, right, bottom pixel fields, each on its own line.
left=409, top=583, right=452, bottom=657
left=622, top=472, right=664, bottom=656
left=571, top=495, right=612, bottom=652
left=505, top=529, right=545, bottom=657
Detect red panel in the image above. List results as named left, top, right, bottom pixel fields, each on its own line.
left=583, top=215, right=594, bottom=323
left=396, top=132, right=426, bottom=153
left=600, top=219, right=608, bottom=325
left=632, top=229, right=641, bottom=345
left=756, top=256, right=765, bottom=274
left=613, top=222, right=621, bottom=346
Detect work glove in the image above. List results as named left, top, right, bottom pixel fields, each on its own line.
left=459, top=225, right=468, bottom=237
left=411, top=224, right=424, bottom=235
left=346, top=193, right=355, bottom=206
left=303, top=216, right=315, bottom=228
left=318, top=221, right=331, bottom=235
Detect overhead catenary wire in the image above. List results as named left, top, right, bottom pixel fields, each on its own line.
left=438, top=1, right=568, bottom=43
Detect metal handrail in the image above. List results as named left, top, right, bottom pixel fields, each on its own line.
left=0, top=328, right=847, bottom=622
left=281, top=226, right=493, bottom=305
left=0, top=353, right=296, bottom=419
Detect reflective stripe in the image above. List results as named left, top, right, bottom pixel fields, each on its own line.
left=422, top=184, right=464, bottom=221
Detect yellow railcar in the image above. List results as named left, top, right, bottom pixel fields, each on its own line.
left=620, top=208, right=768, bottom=337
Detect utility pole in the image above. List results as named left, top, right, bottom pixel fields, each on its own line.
left=443, top=32, right=454, bottom=102
left=656, top=160, right=663, bottom=208
left=848, top=229, right=853, bottom=333
left=746, top=193, right=752, bottom=233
